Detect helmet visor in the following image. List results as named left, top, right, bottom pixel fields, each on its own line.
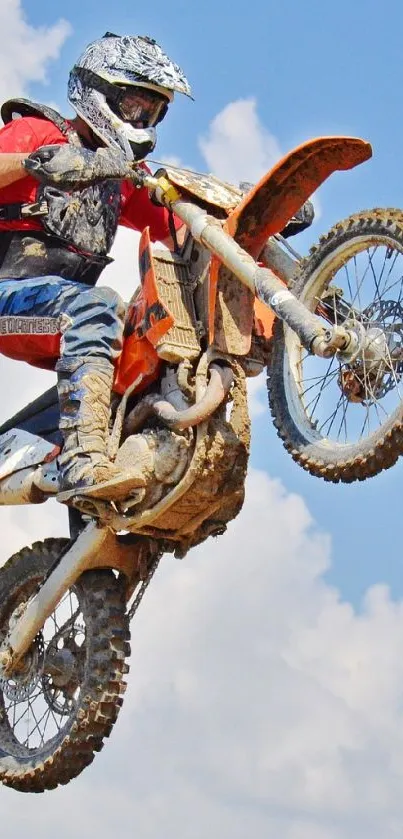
left=115, top=88, right=169, bottom=127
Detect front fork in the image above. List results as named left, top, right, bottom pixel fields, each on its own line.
left=146, top=174, right=362, bottom=360
left=174, top=197, right=360, bottom=358
left=0, top=522, right=109, bottom=676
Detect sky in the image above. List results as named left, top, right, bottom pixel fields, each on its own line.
left=1, top=0, right=403, bottom=836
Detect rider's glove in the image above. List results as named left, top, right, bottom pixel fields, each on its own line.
left=23, top=144, right=134, bottom=189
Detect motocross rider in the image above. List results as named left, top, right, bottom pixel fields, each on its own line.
left=0, top=32, right=191, bottom=502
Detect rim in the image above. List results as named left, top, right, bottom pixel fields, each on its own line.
left=284, top=234, right=403, bottom=448
left=0, top=582, right=86, bottom=755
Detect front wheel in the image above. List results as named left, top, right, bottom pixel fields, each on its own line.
left=0, top=538, right=130, bottom=792
left=268, top=209, right=403, bottom=482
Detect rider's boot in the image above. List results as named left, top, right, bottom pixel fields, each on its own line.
left=56, top=356, right=130, bottom=503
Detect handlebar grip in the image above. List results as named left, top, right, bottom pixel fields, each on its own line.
left=128, top=166, right=147, bottom=187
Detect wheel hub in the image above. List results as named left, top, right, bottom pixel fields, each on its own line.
left=40, top=615, right=85, bottom=715
left=338, top=317, right=403, bottom=403
left=44, top=647, right=77, bottom=687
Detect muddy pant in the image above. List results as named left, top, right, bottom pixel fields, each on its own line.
left=0, top=276, right=126, bottom=369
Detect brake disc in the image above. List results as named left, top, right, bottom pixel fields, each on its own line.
left=0, top=634, right=44, bottom=702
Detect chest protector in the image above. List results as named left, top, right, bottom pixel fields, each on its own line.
left=0, top=99, right=122, bottom=285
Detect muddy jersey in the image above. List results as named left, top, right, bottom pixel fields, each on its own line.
left=0, top=115, right=175, bottom=246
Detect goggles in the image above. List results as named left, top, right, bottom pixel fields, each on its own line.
left=72, top=67, right=170, bottom=128
left=114, top=87, right=169, bottom=127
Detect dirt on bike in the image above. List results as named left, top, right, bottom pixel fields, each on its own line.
left=0, top=135, right=401, bottom=792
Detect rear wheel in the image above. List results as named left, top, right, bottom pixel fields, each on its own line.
left=268, top=209, right=403, bottom=481
left=0, top=538, right=130, bottom=792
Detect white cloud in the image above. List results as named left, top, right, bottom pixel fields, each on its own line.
left=0, top=0, right=70, bottom=410
left=0, top=1, right=71, bottom=105
left=153, top=153, right=188, bottom=169
left=0, top=1, right=71, bottom=559
left=199, top=98, right=282, bottom=185
left=247, top=373, right=267, bottom=418
left=198, top=99, right=299, bottom=421
left=1, top=469, right=403, bottom=838
left=101, top=225, right=141, bottom=301
left=199, top=97, right=321, bottom=221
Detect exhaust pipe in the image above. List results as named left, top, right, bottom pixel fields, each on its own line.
left=123, top=363, right=233, bottom=436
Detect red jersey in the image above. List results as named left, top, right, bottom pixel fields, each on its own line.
left=0, top=116, right=174, bottom=243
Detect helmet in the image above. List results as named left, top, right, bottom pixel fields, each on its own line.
left=68, top=33, right=192, bottom=161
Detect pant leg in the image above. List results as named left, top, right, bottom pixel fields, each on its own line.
left=0, top=276, right=126, bottom=367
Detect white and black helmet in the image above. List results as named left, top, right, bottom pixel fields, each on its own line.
left=68, top=32, right=192, bottom=160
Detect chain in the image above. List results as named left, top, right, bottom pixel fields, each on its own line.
left=127, top=554, right=162, bottom=621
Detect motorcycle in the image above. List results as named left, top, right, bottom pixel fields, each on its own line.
left=0, top=135, right=401, bottom=792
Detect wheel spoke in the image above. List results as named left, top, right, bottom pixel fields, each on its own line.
left=378, top=250, right=400, bottom=297
left=24, top=697, right=42, bottom=747
left=348, top=247, right=374, bottom=310
left=285, top=232, right=403, bottom=451
left=359, top=403, right=371, bottom=439
left=2, top=589, right=82, bottom=749
left=368, top=247, right=387, bottom=310
left=12, top=691, right=43, bottom=729
left=318, top=390, right=346, bottom=435
left=304, top=357, right=337, bottom=416
left=24, top=701, right=53, bottom=747
left=40, top=708, right=53, bottom=746
left=300, top=368, right=339, bottom=399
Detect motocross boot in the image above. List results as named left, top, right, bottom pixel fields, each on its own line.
left=56, top=356, right=132, bottom=503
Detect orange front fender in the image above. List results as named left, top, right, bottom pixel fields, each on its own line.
left=209, top=136, right=372, bottom=349
left=226, top=135, right=372, bottom=255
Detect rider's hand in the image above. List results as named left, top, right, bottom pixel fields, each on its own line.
left=23, top=144, right=134, bottom=189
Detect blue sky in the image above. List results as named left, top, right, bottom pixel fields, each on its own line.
left=21, top=0, right=403, bottom=216
left=17, top=0, right=401, bottom=605
left=3, top=3, right=403, bottom=833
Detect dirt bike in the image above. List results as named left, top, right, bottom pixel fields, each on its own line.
left=0, top=135, right=402, bottom=792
